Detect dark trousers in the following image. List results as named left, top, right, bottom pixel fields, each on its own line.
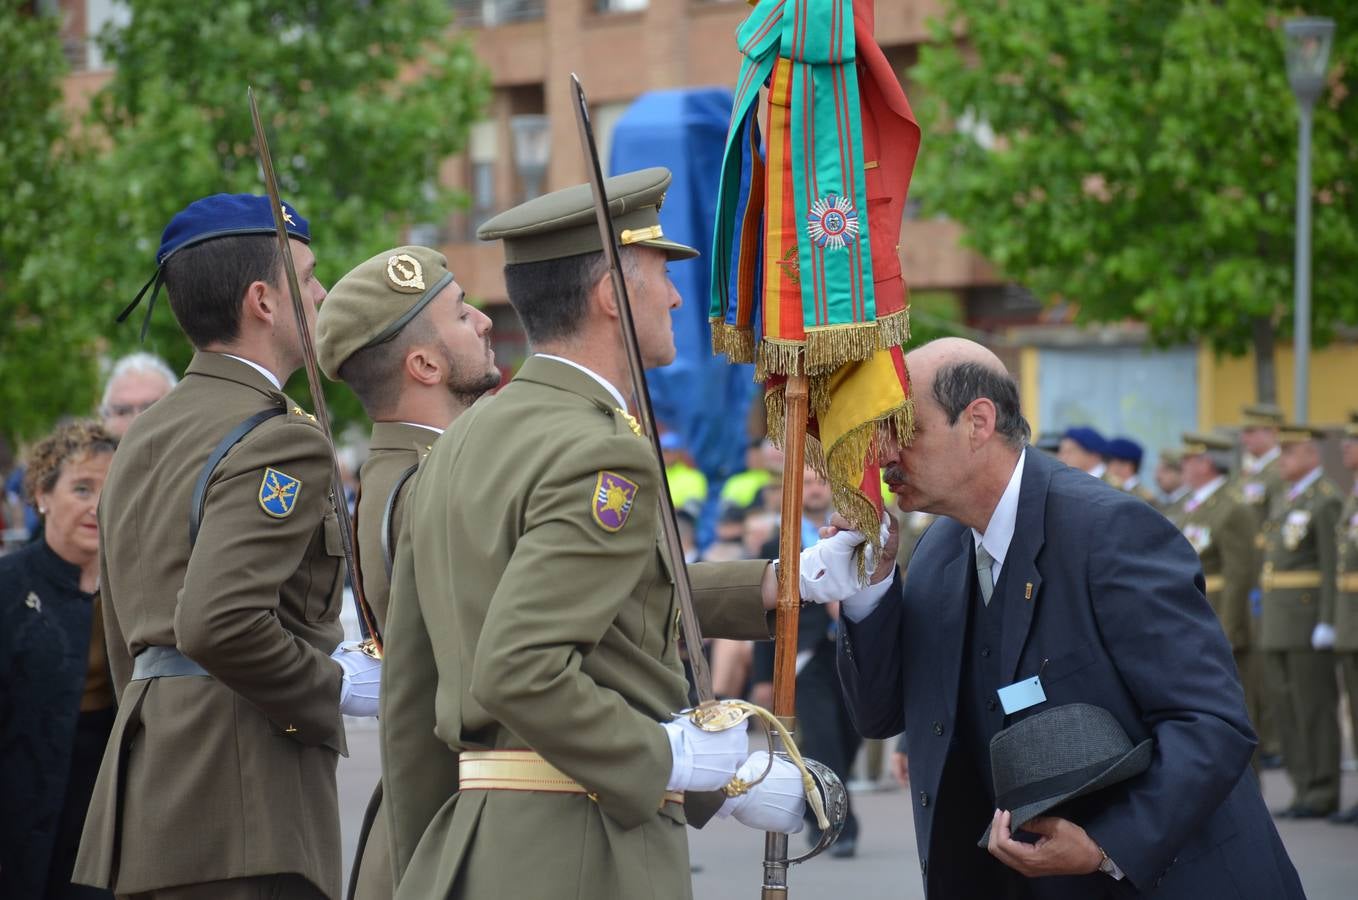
left=795, top=641, right=860, bottom=841
left=49, top=707, right=115, bottom=900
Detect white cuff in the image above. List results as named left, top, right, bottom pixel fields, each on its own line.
left=665, top=720, right=692, bottom=792
left=841, top=574, right=894, bottom=623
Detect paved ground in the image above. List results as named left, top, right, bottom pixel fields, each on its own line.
left=337, top=722, right=1358, bottom=898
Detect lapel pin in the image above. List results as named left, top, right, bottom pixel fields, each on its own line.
left=1024, top=582, right=1033, bottom=600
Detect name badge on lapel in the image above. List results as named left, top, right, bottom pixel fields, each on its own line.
left=997, top=674, right=1047, bottom=715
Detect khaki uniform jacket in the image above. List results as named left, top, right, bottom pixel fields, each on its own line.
left=1335, top=490, right=1358, bottom=651
left=1234, top=455, right=1285, bottom=524
left=356, top=422, right=437, bottom=631
left=1180, top=482, right=1256, bottom=650
left=1259, top=475, right=1342, bottom=650
left=381, top=356, right=773, bottom=900
left=1158, top=489, right=1190, bottom=528
left=351, top=422, right=434, bottom=900
left=74, top=353, right=346, bottom=897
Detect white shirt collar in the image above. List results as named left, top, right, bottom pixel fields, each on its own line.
left=1088, top=462, right=1107, bottom=479
left=223, top=354, right=281, bottom=390
left=1123, top=474, right=1141, bottom=491
left=1169, top=484, right=1191, bottom=503
left=1287, top=466, right=1323, bottom=500
left=1192, top=475, right=1227, bottom=505
left=398, top=422, right=445, bottom=436
left=972, top=449, right=1026, bottom=578
left=1244, top=445, right=1280, bottom=475
left=536, top=354, right=629, bottom=412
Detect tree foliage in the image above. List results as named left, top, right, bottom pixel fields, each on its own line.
left=1, top=0, right=489, bottom=447
left=912, top=0, right=1358, bottom=395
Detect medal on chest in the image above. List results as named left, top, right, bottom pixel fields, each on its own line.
left=1183, top=524, right=1212, bottom=555
left=1242, top=481, right=1266, bottom=504
left=1282, top=509, right=1311, bottom=552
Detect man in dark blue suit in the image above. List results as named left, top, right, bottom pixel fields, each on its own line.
left=809, top=339, right=1303, bottom=898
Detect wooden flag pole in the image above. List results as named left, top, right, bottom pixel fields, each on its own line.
left=762, top=370, right=810, bottom=898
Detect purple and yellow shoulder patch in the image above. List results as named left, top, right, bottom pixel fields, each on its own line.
left=592, top=470, right=639, bottom=532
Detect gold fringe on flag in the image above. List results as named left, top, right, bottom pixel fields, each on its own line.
left=875, top=308, right=911, bottom=351
left=804, top=321, right=881, bottom=374
left=710, top=320, right=757, bottom=363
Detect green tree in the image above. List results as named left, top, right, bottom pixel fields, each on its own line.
left=0, top=1, right=103, bottom=446
left=912, top=0, right=1358, bottom=401
left=8, top=0, right=488, bottom=446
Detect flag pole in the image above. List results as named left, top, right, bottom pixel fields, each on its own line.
left=762, top=371, right=809, bottom=897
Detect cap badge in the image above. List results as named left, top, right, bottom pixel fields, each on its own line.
left=592, top=470, right=639, bottom=532
left=807, top=194, right=859, bottom=250
left=387, top=253, right=426, bottom=292
left=259, top=467, right=302, bottom=518
left=281, top=205, right=297, bottom=226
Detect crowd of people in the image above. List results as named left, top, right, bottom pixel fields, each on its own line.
left=0, top=173, right=1349, bottom=900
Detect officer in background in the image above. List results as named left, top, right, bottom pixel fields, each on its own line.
left=381, top=168, right=807, bottom=899
left=1179, top=433, right=1260, bottom=754
left=1332, top=411, right=1358, bottom=825
left=74, top=195, right=381, bottom=900
left=1106, top=436, right=1155, bottom=503
left=1260, top=425, right=1342, bottom=819
left=1057, top=425, right=1107, bottom=479
left=315, top=245, right=501, bottom=899
left=1235, top=403, right=1287, bottom=766
left=1156, top=447, right=1191, bottom=524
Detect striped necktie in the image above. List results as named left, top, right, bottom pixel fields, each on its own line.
left=976, top=543, right=996, bottom=606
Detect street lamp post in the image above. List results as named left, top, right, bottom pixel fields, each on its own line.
left=1283, top=17, right=1334, bottom=422
left=510, top=114, right=552, bottom=202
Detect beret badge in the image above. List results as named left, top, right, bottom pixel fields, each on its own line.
left=386, top=253, right=426, bottom=292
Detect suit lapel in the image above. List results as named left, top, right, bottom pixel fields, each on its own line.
left=1000, top=452, right=1050, bottom=683
left=937, top=528, right=972, bottom=722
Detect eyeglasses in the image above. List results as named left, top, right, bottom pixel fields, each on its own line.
left=101, top=401, right=158, bottom=418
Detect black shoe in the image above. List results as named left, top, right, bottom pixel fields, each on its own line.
left=1259, top=753, right=1284, bottom=770
left=829, top=837, right=857, bottom=859
left=1327, top=805, right=1358, bottom=825
left=1277, top=805, right=1331, bottom=820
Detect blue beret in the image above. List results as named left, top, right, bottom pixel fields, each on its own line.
left=158, top=193, right=309, bottom=264
left=1105, top=437, right=1143, bottom=466
left=1062, top=426, right=1106, bottom=455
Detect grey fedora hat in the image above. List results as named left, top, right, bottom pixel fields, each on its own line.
left=977, top=703, right=1153, bottom=846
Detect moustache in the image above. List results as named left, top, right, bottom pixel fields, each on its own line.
left=883, top=464, right=906, bottom=485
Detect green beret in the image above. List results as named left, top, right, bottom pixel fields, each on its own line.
left=1240, top=403, right=1284, bottom=427
left=315, top=245, right=455, bottom=379
left=1180, top=432, right=1234, bottom=455
left=477, top=166, right=698, bottom=264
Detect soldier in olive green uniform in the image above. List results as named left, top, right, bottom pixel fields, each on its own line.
left=1260, top=425, right=1342, bottom=818
left=381, top=169, right=806, bottom=900
left=1155, top=447, right=1191, bottom=526
left=74, top=195, right=381, bottom=899
left=315, top=246, right=501, bottom=899
left=1179, top=434, right=1257, bottom=697
left=1234, top=403, right=1287, bottom=763
left=1331, top=412, right=1358, bottom=825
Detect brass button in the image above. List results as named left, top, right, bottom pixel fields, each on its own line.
left=285, top=725, right=298, bottom=734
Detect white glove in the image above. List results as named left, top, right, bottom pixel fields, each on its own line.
left=717, top=751, right=806, bottom=834
left=799, top=529, right=873, bottom=604
left=1311, top=622, right=1336, bottom=651
left=661, top=715, right=750, bottom=792
left=332, top=641, right=382, bottom=717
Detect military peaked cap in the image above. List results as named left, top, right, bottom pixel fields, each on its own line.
left=1277, top=423, right=1327, bottom=444
left=1181, top=432, right=1234, bottom=455
left=1240, top=403, right=1285, bottom=428
left=477, top=167, right=698, bottom=263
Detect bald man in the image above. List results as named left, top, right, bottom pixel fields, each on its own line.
left=811, top=339, right=1301, bottom=898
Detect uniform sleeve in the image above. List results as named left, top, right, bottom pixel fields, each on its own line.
left=690, top=559, right=774, bottom=640
left=96, top=534, right=133, bottom=698
left=1317, top=494, right=1342, bottom=627
left=1081, top=499, right=1256, bottom=891
left=175, top=418, right=343, bottom=748
left=468, top=431, right=673, bottom=830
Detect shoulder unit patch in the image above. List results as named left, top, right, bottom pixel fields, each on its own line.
left=259, top=467, right=302, bottom=518
left=592, top=470, right=639, bottom=532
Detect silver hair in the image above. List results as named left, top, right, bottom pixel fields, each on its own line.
left=101, top=352, right=179, bottom=408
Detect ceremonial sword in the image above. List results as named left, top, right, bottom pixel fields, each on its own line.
left=248, top=87, right=383, bottom=658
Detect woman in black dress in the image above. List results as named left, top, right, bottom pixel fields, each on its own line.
left=1, top=420, right=117, bottom=899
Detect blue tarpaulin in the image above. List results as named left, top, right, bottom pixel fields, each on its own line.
left=609, top=88, right=759, bottom=546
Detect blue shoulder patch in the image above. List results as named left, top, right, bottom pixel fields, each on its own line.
left=258, top=467, right=302, bottom=518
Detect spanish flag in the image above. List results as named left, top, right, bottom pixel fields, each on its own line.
left=710, top=0, right=920, bottom=543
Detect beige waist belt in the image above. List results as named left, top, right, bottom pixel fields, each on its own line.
left=459, top=749, right=684, bottom=806
left=1202, top=574, right=1225, bottom=594
left=1261, top=570, right=1322, bottom=590
left=1339, top=572, right=1358, bottom=593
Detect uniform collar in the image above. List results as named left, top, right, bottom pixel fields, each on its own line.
left=1186, top=475, right=1227, bottom=511
left=370, top=421, right=441, bottom=452
left=1244, top=445, right=1280, bottom=475
left=1287, top=466, right=1323, bottom=501
left=222, top=354, right=281, bottom=389
left=516, top=354, right=628, bottom=413
left=185, top=351, right=284, bottom=397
